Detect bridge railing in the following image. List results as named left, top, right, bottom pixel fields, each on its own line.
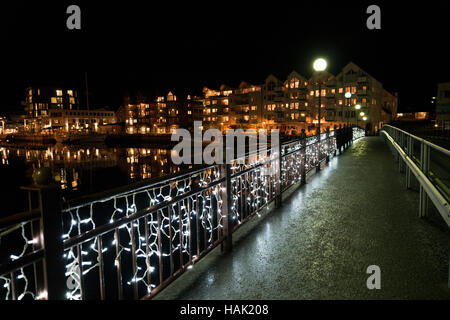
left=381, top=125, right=450, bottom=225
left=0, top=127, right=362, bottom=300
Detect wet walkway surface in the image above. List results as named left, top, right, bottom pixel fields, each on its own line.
left=156, top=137, right=450, bottom=300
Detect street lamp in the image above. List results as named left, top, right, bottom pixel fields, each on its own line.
left=313, top=58, right=327, bottom=140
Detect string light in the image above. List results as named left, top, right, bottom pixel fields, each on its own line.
left=1, top=129, right=361, bottom=300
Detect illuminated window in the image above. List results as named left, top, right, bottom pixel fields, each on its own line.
left=301, top=113, right=306, bottom=117
left=321, top=89, right=326, bottom=97
left=339, top=88, right=343, bottom=93
left=51, top=97, right=57, bottom=103
left=167, top=92, right=176, bottom=101
left=310, top=91, right=314, bottom=96
left=244, top=115, right=250, bottom=121
left=351, top=86, right=357, bottom=94
left=362, top=98, right=367, bottom=103
left=188, top=110, right=192, bottom=115
left=223, top=99, right=229, bottom=105
left=291, top=113, right=295, bottom=120
left=56, top=90, right=63, bottom=96
left=67, top=90, right=73, bottom=96
left=295, top=102, right=299, bottom=109
left=362, top=86, right=367, bottom=91
left=338, top=100, right=343, bottom=105
left=331, top=89, right=335, bottom=94
left=251, top=106, right=257, bottom=111
left=315, top=90, right=319, bottom=97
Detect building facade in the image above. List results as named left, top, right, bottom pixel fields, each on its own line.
left=25, top=87, right=80, bottom=118
left=196, top=62, right=397, bottom=135
left=118, top=92, right=199, bottom=134
left=43, top=109, right=116, bottom=133
left=436, top=82, right=450, bottom=129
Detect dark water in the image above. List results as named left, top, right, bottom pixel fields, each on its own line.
left=0, top=144, right=185, bottom=216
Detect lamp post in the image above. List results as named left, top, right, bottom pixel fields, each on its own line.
left=355, top=104, right=361, bottom=128
left=313, top=58, right=327, bottom=141
left=344, top=91, right=352, bottom=127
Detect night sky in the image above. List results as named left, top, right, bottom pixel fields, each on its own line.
left=1, top=1, right=450, bottom=112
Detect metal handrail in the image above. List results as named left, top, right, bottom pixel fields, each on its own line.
left=383, top=124, right=450, bottom=157
left=381, top=125, right=450, bottom=226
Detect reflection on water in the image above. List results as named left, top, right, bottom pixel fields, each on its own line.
left=0, top=144, right=186, bottom=199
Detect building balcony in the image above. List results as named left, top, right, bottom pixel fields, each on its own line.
left=357, top=90, right=368, bottom=96
left=357, top=77, right=368, bottom=83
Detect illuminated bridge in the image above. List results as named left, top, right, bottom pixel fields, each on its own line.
left=1, top=126, right=449, bottom=300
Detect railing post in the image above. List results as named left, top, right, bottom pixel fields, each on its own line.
left=301, top=138, right=306, bottom=185
left=419, top=142, right=430, bottom=218
left=220, top=163, right=233, bottom=253
left=398, top=132, right=405, bottom=173
left=38, top=184, right=67, bottom=300
left=275, top=140, right=282, bottom=207
left=325, top=129, right=330, bottom=164
left=406, top=135, right=412, bottom=189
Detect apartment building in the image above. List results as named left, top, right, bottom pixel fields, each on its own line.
left=24, top=87, right=81, bottom=132
left=25, top=87, right=80, bottom=118
left=198, top=62, right=397, bottom=135
left=436, top=82, right=450, bottom=129
left=118, top=92, right=199, bottom=134
left=200, top=82, right=262, bottom=132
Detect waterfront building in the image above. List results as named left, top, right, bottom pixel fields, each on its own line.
left=436, top=82, right=450, bottom=129
left=198, top=62, right=397, bottom=135
left=119, top=92, right=199, bottom=134
left=43, top=109, right=117, bottom=133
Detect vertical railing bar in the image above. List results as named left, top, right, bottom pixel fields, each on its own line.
left=195, top=193, right=200, bottom=258
left=239, top=175, right=244, bottom=222
left=168, top=206, right=174, bottom=276
left=203, top=191, right=208, bottom=251
left=156, top=209, right=163, bottom=285
left=96, top=236, right=105, bottom=300
left=144, top=216, right=151, bottom=291
left=76, top=244, right=85, bottom=300
left=216, top=186, right=222, bottom=242
left=114, top=228, right=123, bottom=300
left=129, top=220, right=138, bottom=299
left=177, top=201, right=184, bottom=270
left=10, top=271, right=16, bottom=300
left=187, top=198, right=192, bottom=264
